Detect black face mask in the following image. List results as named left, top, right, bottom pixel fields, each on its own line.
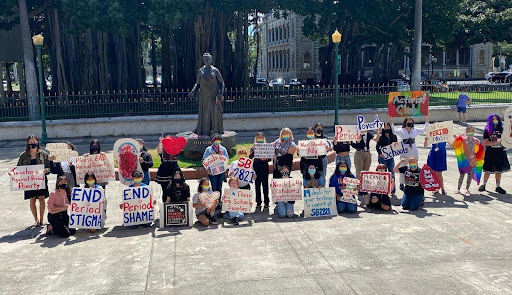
left=58, top=183, right=68, bottom=189
left=90, top=146, right=100, bottom=153
left=29, top=143, right=38, bottom=149
left=406, top=123, right=414, bottom=128
left=174, top=178, right=183, bottom=184
left=383, top=130, right=391, bottom=134
left=316, top=129, right=323, bottom=134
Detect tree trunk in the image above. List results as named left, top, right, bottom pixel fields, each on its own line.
left=411, top=0, right=422, bottom=90
left=18, top=0, right=39, bottom=120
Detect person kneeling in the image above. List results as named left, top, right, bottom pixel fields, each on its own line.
left=329, top=162, right=358, bottom=213
left=46, top=176, right=76, bottom=237
left=394, top=157, right=424, bottom=211
left=275, top=165, right=295, bottom=218
left=366, top=164, right=392, bottom=211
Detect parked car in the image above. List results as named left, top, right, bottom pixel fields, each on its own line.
left=288, top=78, right=302, bottom=87
left=2, top=80, right=6, bottom=89
left=145, top=77, right=154, bottom=86
left=255, top=78, right=268, bottom=88
left=485, top=72, right=496, bottom=81
left=504, top=73, right=512, bottom=83
left=423, top=80, right=449, bottom=92
left=270, top=78, right=285, bottom=87
left=490, top=72, right=509, bottom=83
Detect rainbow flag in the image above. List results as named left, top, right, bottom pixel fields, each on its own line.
left=473, top=142, right=485, bottom=185
left=453, top=136, right=485, bottom=184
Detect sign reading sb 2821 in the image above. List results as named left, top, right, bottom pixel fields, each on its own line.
left=231, top=157, right=255, bottom=184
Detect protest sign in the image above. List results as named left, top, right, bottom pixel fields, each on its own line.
left=360, top=171, right=393, bottom=194
left=271, top=178, right=303, bottom=202
left=253, top=143, right=275, bottom=159
left=357, top=115, right=384, bottom=132
left=342, top=177, right=360, bottom=204
left=69, top=187, right=105, bottom=229
left=199, top=191, right=220, bottom=209
left=334, top=125, right=361, bottom=142
left=162, top=136, right=188, bottom=155
left=9, top=165, right=46, bottom=191
left=298, top=139, right=328, bottom=157
left=113, top=138, right=142, bottom=186
left=46, top=143, right=79, bottom=162
left=164, top=202, right=190, bottom=226
left=202, top=154, right=228, bottom=175
left=425, top=121, right=454, bottom=145
left=230, top=157, right=255, bottom=184
left=420, top=165, right=442, bottom=191
left=388, top=91, right=429, bottom=117
left=502, top=106, right=512, bottom=149
left=222, top=189, right=253, bottom=213
left=303, top=187, right=337, bottom=218
left=75, top=154, right=115, bottom=184
left=380, top=141, right=410, bottom=160
left=121, top=186, right=155, bottom=226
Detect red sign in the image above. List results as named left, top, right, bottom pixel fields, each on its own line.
left=419, top=164, right=442, bottom=191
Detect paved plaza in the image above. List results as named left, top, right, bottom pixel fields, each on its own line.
left=0, top=122, right=512, bottom=295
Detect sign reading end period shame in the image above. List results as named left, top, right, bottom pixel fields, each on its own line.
left=122, top=186, right=155, bottom=226
left=10, top=165, right=46, bottom=191
left=69, top=187, right=105, bottom=229
left=303, top=187, right=337, bottom=218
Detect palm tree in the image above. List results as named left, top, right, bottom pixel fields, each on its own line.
left=411, top=0, right=422, bottom=91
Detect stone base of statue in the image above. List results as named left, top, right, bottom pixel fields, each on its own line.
left=177, top=130, right=237, bottom=160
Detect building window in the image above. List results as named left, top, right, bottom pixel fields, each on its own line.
left=304, top=52, right=311, bottom=69
left=446, top=49, right=457, bottom=65
left=479, top=50, right=485, bottom=65
left=279, top=51, right=283, bottom=69
left=283, top=26, right=287, bottom=40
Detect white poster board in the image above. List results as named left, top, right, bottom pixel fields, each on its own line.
left=121, top=186, right=155, bottom=226
left=335, top=125, right=361, bottom=142
left=253, top=143, right=275, bottom=159
left=10, top=165, right=46, bottom=191
left=503, top=106, right=512, bottom=149
left=75, top=154, right=116, bottom=184
left=342, top=177, right=359, bottom=204
left=360, top=171, right=393, bottom=194
left=202, top=154, right=228, bottom=175
left=46, top=143, right=79, bottom=162
left=69, top=187, right=105, bottom=229
left=357, top=115, right=384, bottom=132
left=222, top=189, right=253, bottom=213
left=303, top=187, right=337, bottom=218
left=271, top=178, right=303, bottom=202
left=425, top=121, right=455, bottom=145
left=380, top=141, right=410, bottom=160
left=298, top=139, right=328, bottom=157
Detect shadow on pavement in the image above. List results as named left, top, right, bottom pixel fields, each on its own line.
left=424, top=193, right=469, bottom=209
left=0, top=226, right=42, bottom=244
left=103, top=225, right=155, bottom=238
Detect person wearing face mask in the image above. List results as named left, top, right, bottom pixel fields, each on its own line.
left=192, top=178, right=219, bottom=226
left=49, top=142, right=78, bottom=188
left=84, top=173, right=107, bottom=232
left=299, top=127, right=323, bottom=180
left=136, top=139, right=153, bottom=185
left=275, top=165, right=295, bottom=218
left=366, top=165, right=392, bottom=211
left=388, top=115, right=429, bottom=191
left=120, top=170, right=154, bottom=228
left=249, top=132, right=271, bottom=209
left=376, top=123, right=397, bottom=197
left=313, top=123, right=332, bottom=182
left=202, top=134, right=229, bottom=205
left=479, top=114, right=510, bottom=194
left=273, top=128, right=297, bottom=179
left=46, top=176, right=76, bottom=237
left=84, top=139, right=109, bottom=189
left=164, top=171, right=190, bottom=203
left=453, top=126, right=482, bottom=194
left=223, top=177, right=249, bottom=225
left=329, top=162, right=357, bottom=213
left=11, top=135, right=51, bottom=227
left=156, top=134, right=182, bottom=195
left=424, top=129, right=453, bottom=195
left=394, top=157, right=424, bottom=211
left=303, top=165, right=325, bottom=188
left=228, top=147, right=251, bottom=190
left=351, top=125, right=381, bottom=189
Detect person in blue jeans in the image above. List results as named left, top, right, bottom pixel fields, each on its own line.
left=275, top=165, right=295, bottom=218
left=394, top=157, right=424, bottom=211
left=376, top=123, right=397, bottom=197
left=329, top=161, right=357, bottom=213
left=202, top=134, right=229, bottom=207
left=223, top=177, right=248, bottom=225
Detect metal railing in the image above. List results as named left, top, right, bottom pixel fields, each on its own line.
left=1, top=83, right=511, bottom=122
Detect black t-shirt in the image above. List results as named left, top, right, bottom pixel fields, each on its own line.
left=165, top=182, right=191, bottom=203
left=483, top=129, right=503, bottom=149
left=334, top=142, right=350, bottom=153
left=399, top=166, right=423, bottom=195
left=351, top=132, right=374, bottom=151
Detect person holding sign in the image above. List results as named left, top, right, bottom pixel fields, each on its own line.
left=249, top=132, right=271, bottom=209
left=223, top=178, right=247, bottom=225
left=203, top=134, right=229, bottom=204
left=376, top=123, right=398, bottom=196
left=164, top=171, right=191, bottom=203
left=424, top=133, right=453, bottom=195
left=275, top=165, right=296, bottom=218
left=136, top=139, right=153, bottom=185
left=49, top=142, right=78, bottom=188
left=366, top=165, right=392, bottom=211
left=453, top=126, right=483, bottom=195
left=313, top=123, right=332, bottom=181
left=84, top=173, right=107, bottom=233
left=11, top=135, right=51, bottom=227
left=304, top=165, right=325, bottom=188
left=351, top=126, right=381, bottom=185
left=329, top=162, right=357, bottom=213
left=394, top=157, right=424, bottom=211
left=192, top=178, right=219, bottom=226
left=389, top=115, right=429, bottom=191
left=228, top=147, right=251, bottom=190
left=83, top=140, right=109, bottom=189
left=478, top=114, right=510, bottom=194
left=156, top=135, right=182, bottom=199
left=46, top=176, right=76, bottom=237
left=299, top=127, right=323, bottom=179
left=120, top=171, right=154, bottom=228
left=333, top=136, right=352, bottom=171
left=273, top=128, right=297, bottom=179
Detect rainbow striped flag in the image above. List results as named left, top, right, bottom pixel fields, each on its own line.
left=453, top=136, right=485, bottom=184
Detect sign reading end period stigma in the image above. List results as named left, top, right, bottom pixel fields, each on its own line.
left=122, top=186, right=155, bottom=226
left=357, top=115, right=384, bottom=132
left=69, top=187, right=105, bottom=229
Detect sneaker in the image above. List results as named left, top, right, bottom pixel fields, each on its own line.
left=464, top=189, right=471, bottom=195
left=208, top=215, right=218, bottom=225
left=454, top=189, right=461, bottom=194
left=233, top=217, right=240, bottom=225
left=478, top=185, right=486, bottom=192
left=496, top=187, right=507, bottom=194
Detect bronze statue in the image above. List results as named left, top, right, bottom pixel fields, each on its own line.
left=188, top=53, right=225, bottom=136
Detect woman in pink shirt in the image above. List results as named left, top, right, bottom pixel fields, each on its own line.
left=46, top=176, right=76, bottom=237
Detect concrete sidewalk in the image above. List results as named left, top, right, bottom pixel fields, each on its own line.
left=1, top=122, right=512, bottom=295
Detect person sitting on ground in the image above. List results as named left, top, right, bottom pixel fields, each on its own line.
left=192, top=178, right=219, bottom=226
left=366, top=164, right=392, bottom=212
left=329, top=161, right=358, bottom=213
left=46, top=176, right=76, bottom=237
left=275, top=165, right=296, bottom=218
left=164, top=171, right=191, bottom=203
left=303, top=165, right=325, bottom=188
left=222, top=177, right=249, bottom=225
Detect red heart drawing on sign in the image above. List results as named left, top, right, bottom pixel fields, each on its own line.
left=420, top=164, right=442, bottom=192
left=199, top=192, right=220, bottom=209
left=162, top=137, right=187, bottom=156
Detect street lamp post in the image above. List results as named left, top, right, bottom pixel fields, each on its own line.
left=331, top=29, right=342, bottom=125
left=32, top=34, right=48, bottom=144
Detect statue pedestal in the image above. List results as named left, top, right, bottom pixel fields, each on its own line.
left=177, top=130, right=237, bottom=160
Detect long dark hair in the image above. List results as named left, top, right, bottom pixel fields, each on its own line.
left=66, top=141, right=76, bottom=151
left=89, top=139, right=101, bottom=154
left=332, top=161, right=354, bottom=178
left=171, top=171, right=186, bottom=187
left=304, top=165, right=322, bottom=180
left=402, top=117, right=414, bottom=128
left=25, top=135, right=40, bottom=153
left=136, top=139, right=148, bottom=151
left=55, top=176, right=72, bottom=201
left=382, top=123, right=397, bottom=142
left=84, top=173, right=97, bottom=188
left=305, top=127, right=315, bottom=139
left=197, top=177, right=209, bottom=193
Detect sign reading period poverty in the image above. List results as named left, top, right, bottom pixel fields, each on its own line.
left=388, top=91, right=429, bottom=117
left=164, top=202, right=190, bottom=226
left=75, top=154, right=115, bottom=184
left=502, top=106, right=512, bottom=149
left=253, top=143, right=275, bottom=159
left=298, top=139, right=327, bottom=157
left=420, top=165, right=442, bottom=191
left=231, top=157, right=255, bottom=183
left=202, top=154, right=228, bottom=175
left=425, top=121, right=454, bottom=145
left=9, top=165, right=46, bottom=191
left=69, top=187, right=105, bottom=229
left=380, top=141, right=410, bottom=160
left=121, top=186, right=155, bottom=226
left=342, top=177, right=360, bottom=204
left=303, top=187, right=337, bottom=218
left=334, top=125, right=361, bottom=142
left=271, top=178, right=303, bottom=202
left=46, top=143, right=79, bottom=162
left=360, top=171, right=393, bottom=194
left=113, top=138, right=142, bottom=186
left=357, top=115, right=384, bottom=132
left=222, top=189, right=253, bottom=213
